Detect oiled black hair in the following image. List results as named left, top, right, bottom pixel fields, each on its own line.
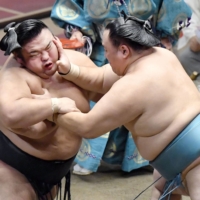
left=0, top=19, right=52, bottom=57
left=105, top=14, right=161, bottom=52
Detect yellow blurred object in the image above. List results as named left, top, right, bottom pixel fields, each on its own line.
left=190, top=71, right=199, bottom=80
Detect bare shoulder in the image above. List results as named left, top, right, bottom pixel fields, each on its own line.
left=0, top=56, right=41, bottom=95
left=64, top=49, right=98, bottom=68
left=1, top=58, right=23, bottom=81
left=1, top=56, right=38, bottom=79
left=154, top=47, right=177, bottom=60
left=110, top=73, right=145, bottom=99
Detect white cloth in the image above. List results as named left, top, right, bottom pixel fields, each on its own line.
left=177, top=0, right=200, bottom=49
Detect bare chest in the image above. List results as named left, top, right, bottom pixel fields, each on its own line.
left=42, top=76, right=90, bottom=112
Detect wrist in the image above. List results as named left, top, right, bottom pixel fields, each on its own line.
left=53, top=113, right=58, bottom=123
left=58, top=67, right=71, bottom=75
left=59, top=63, right=80, bottom=81
left=51, top=98, right=59, bottom=113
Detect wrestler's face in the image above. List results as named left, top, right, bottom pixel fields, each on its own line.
left=102, top=30, right=126, bottom=76
left=20, top=28, right=59, bottom=79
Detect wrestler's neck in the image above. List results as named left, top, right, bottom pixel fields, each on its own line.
left=124, top=47, right=155, bottom=75
left=41, top=72, right=62, bottom=83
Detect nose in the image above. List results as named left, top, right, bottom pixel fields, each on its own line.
left=41, top=51, right=49, bottom=61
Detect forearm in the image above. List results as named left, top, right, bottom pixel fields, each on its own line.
left=11, top=120, right=57, bottom=139
left=2, top=98, right=53, bottom=128
left=60, top=64, right=119, bottom=94
left=55, top=112, right=104, bottom=138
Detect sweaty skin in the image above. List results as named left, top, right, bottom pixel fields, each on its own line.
left=0, top=29, right=99, bottom=161
left=53, top=29, right=200, bottom=199
left=54, top=32, right=200, bottom=161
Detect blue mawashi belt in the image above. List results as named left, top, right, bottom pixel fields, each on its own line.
left=150, top=114, right=200, bottom=181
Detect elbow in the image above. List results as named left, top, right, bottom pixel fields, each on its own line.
left=1, top=107, right=22, bottom=128
left=77, top=125, right=98, bottom=139
left=77, top=127, right=91, bottom=138
left=82, top=133, right=96, bottom=139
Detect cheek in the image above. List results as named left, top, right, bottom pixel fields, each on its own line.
left=26, top=62, right=39, bottom=72
left=105, top=51, right=111, bottom=61
left=50, top=48, right=58, bottom=61
left=104, top=51, right=108, bottom=58
left=25, top=57, right=41, bottom=70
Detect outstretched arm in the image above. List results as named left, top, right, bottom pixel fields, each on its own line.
left=53, top=77, right=142, bottom=138
left=54, top=38, right=120, bottom=94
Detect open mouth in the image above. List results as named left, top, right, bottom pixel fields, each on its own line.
left=44, top=62, right=53, bottom=70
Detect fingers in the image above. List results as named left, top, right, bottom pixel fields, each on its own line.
left=72, top=108, right=81, bottom=112
left=42, top=88, right=48, bottom=94
left=31, top=94, right=38, bottom=99
left=32, top=88, right=51, bottom=99
left=57, top=97, right=81, bottom=114
left=53, top=37, right=63, bottom=55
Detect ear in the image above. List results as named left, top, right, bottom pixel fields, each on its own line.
left=119, top=45, right=130, bottom=58
left=13, top=53, right=25, bottom=66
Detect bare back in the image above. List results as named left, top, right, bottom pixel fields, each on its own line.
left=120, top=47, right=200, bottom=160
left=0, top=49, right=96, bottom=161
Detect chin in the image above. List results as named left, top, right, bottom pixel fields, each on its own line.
left=112, top=69, right=120, bottom=76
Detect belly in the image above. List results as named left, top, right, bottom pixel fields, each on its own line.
left=4, top=127, right=82, bottom=161
left=125, top=108, right=200, bottom=160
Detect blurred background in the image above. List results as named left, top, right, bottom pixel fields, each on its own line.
left=0, top=1, right=193, bottom=199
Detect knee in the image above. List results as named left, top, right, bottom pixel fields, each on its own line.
left=0, top=184, right=37, bottom=200
left=152, top=169, right=166, bottom=192
left=15, top=187, right=37, bottom=200
left=0, top=161, right=37, bottom=200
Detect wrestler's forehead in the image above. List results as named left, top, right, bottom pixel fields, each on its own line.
left=23, top=29, right=53, bottom=52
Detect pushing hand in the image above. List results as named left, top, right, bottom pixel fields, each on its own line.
left=32, top=88, right=51, bottom=99
left=53, top=37, right=71, bottom=74
left=52, top=97, right=80, bottom=114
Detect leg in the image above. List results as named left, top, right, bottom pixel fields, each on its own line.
left=151, top=169, right=166, bottom=200
left=0, top=160, right=37, bottom=200
left=151, top=169, right=182, bottom=200
left=185, top=164, right=200, bottom=200
left=42, top=186, right=57, bottom=200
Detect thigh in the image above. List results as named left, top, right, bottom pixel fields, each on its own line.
left=0, top=160, right=37, bottom=200
left=153, top=169, right=166, bottom=191
left=44, top=186, right=57, bottom=200
left=151, top=169, right=166, bottom=199
left=185, top=164, right=200, bottom=200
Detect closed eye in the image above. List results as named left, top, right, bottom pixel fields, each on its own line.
left=46, top=41, right=52, bottom=51
left=29, top=52, right=39, bottom=57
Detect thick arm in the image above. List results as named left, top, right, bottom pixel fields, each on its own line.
left=0, top=67, right=53, bottom=129
left=10, top=120, right=57, bottom=139
left=55, top=76, right=143, bottom=138
left=61, top=63, right=120, bottom=94
left=60, top=49, right=120, bottom=101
